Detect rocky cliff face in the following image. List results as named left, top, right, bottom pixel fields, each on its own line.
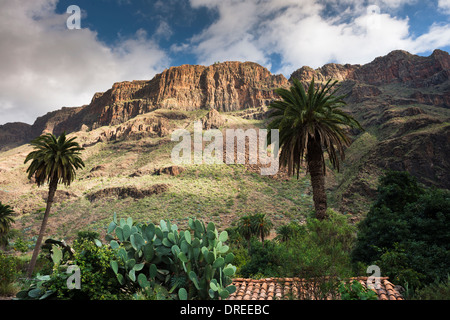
left=76, top=61, right=289, bottom=130
left=0, top=122, right=32, bottom=150
left=0, top=61, right=288, bottom=151
left=291, top=49, right=450, bottom=88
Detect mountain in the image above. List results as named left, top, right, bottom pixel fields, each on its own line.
left=0, top=61, right=288, bottom=151
left=0, top=50, right=449, bottom=239
left=289, top=49, right=450, bottom=212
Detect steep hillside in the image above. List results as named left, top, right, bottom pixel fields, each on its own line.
left=0, top=50, right=449, bottom=241
left=0, top=109, right=311, bottom=242
left=290, top=49, right=450, bottom=213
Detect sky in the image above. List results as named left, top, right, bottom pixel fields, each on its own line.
left=1, top=0, right=450, bottom=126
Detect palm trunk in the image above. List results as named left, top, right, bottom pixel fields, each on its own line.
left=307, top=136, right=328, bottom=221
left=27, top=179, right=58, bottom=278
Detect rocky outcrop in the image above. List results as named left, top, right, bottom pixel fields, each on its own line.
left=1, top=61, right=288, bottom=151
left=0, top=106, right=83, bottom=151
left=202, top=109, right=225, bottom=130
left=290, top=63, right=360, bottom=84
left=86, top=184, right=170, bottom=202
left=290, top=49, right=450, bottom=88
left=0, top=122, right=32, bottom=151
left=153, top=165, right=185, bottom=176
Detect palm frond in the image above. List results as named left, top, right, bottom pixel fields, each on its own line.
left=267, top=77, right=364, bottom=176
left=24, top=132, right=85, bottom=187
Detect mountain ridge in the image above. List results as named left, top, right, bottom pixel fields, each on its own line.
left=1, top=50, right=449, bottom=151
left=0, top=49, right=449, bottom=218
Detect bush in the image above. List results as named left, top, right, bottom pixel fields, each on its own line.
left=338, top=280, right=378, bottom=300
left=17, top=237, right=124, bottom=300
left=411, top=276, right=450, bottom=300
left=48, top=238, right=123, bottom=300
left=352, top=171, right=450, bottom=289
left=238, top=239, right=280, bottom=278
left=236, top=209, right=356, bottom=297
left=282, top=210, right=355, bottom=279
left=0, top=252, right=19, bottom=295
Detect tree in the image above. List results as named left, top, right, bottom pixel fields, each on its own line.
left=251, top=213, right=272, bottom=245
left=352, top=171, right=450, bottom=288
left=267, top=78, right=363, bottom=220
left=237, top=213, right=273, bottom=249
left=24, top=132, right=85, bottom=277
left=275, top=221, right=303, bottom=243
left=0, top=202, right=15, bottom=248
left=237, top=215, right=254, bottom=251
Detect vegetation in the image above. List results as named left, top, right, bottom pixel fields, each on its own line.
left=338, top=280, right=378, bottom=300
left=0, top=202, right=15, bottom=248
left=3, top=169, right=449, bottom=299
left=237, top=213, right=273, bottom=249
left=24, top=132, right=85, bottom=278
left=0, top=252, right=20, bottom=296
left=15, top=214, right=236, bottom=300
left=352, top=171, right=450, bottom=292
left=0, top=105, right=448, bottom=301
left=267, top=78, right=363, bottom=220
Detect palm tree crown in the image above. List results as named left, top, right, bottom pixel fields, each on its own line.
left=0, top=202, right=15, bottom=234
left=0, top=202, right=15, bottom=247
left=25, top=132, right=85, bottom=187
left=267, top=78, right=363, bottom=220
left=268, top=77, right=362, bottom=177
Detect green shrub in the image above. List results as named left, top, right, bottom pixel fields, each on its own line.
left=338, top=280, right=378, bottom=300
left=412, top=276, right=450, bottom=300
left=17, top=237, right=124, bottom=300
left=374, top=243, right=424, bottom=290
left=0, top=252, right=19, bottom=295
left=282, top=210, right=355, bottom=279
left=49, top=238, right=123, bottom=300
left=11, top=236, right=33, bottom=253
left=237, top=209, right=356, bottom=292
left=352, top=171, right=450, bottom=289
left=238, top=239, right=280, bottom=278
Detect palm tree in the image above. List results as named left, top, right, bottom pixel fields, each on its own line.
left=24, top=132, right=85, bottom=277
left=275, top=224, right=293, bottom=243
left=251, top=213, right=272, bottom=245
left=0, top=202, right=15, bottom=248
left=237, top=215, right=255, bottom=251
left=275, top=222, right=303, bottom=243
left=267, top=78, right=363, bottom=220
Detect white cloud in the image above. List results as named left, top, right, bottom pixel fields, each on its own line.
left=0, top=0, right=169, bottom=125
left=438, top=0, right=450, bottom=14
left=187, top=0, right=450, bottom=76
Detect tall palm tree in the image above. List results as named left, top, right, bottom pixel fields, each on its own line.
left=267, top=78, right=363, bottom=220
left=0, top=202, right=15, bottom=248
left=24, top=132, right=85, bottom=277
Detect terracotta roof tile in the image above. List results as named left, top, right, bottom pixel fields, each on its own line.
left=228, top=277, right=404, bottom=301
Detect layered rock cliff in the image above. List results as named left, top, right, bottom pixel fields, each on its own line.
left=71, top=61, right=289, bottom=131
left=0, top=61, right=288, bottom=151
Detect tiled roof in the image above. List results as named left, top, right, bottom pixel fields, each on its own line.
left=228, top=277, right=404, bottom=300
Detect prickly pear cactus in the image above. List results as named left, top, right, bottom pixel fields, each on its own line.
left=106, top=213, right=236, bottom=300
